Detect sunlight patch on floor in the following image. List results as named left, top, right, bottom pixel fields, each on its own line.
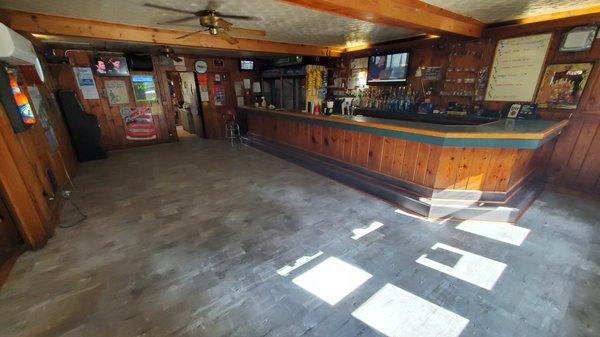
left=455, top=220, right=530, bottom=246
left=416, top=243, right=506, bottom=290
left=292, top=257, right=372, bottom=305
left=351, top=221, right=384, bottom=240
left=277, top=251, right=324, bottom=277
left=352, top=283, right=469, bottom=337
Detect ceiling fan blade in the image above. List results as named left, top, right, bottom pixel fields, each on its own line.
left=158, top=16, right=198, bottom=25
left=164, top=24, right=201, bottom=28
left=176, top=29, right=206, bottom=40
left=144, top=3, right=198, bottom=15
left=219, top=31, right=239, bottom=45
left=217, top=18, right=233, bottom=29
left=194, top=9, right=214, bottom=16
left=215, top=12, right=259, bottom=20
left=227, top=27, right=266, bottom=37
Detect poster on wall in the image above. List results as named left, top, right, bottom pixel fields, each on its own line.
left=196, top=73, right=210, bottom=102
left=131, top=75, right=157, bottom=102
left=252, top=82, right=261, bottom=93
left=234, top=81, right=243, bottom=96
left=535, top=63, right=594, bottom=109
left=104, top=80, right=130, bottom=105
left=215, top=86, right=225, bottom=106
left=485, top=33, right=552, bottom=102
left=120, top=106, right=157, bottom=140
left=73, top=67, right=99, bottom=99
left=92, top=55, right=130, bottom=76
left=27, top=85, right=59, bottom=152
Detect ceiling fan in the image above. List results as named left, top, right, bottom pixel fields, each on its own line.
left=144, top=3, right=265, bottom=45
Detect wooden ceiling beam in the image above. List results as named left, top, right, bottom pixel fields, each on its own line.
left=484, top=5, right=600, bottom=38
left=278, top=0, right=485, bottom=38
left=0, top=9, right=342, bottom=57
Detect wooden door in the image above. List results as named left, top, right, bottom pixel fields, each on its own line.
left=0, top=196, right=23, bottom=267
left=200, top=72, right=235, bottom=139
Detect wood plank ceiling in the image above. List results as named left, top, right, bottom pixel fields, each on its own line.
left=1, top=0, right=600, bottom=55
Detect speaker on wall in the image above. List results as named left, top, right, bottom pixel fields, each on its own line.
left=126, top=54, right=154, bottom=71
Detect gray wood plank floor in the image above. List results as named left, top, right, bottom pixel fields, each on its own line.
left=1, top=137, right=598, bottom=337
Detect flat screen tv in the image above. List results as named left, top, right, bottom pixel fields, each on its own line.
left=240, top=59, right=254, bottom=71
left=367, top=52, right=410, bottom=84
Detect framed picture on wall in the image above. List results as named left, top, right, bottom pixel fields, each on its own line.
left=559, top=25, right=598, bottom=52
left=131, top=75, right=157, bottom=102
left=104, top=80, right=130, bottom=105
left=92, top=55, right=130, bottom=76
left=535, top=63, right=594, bottom=109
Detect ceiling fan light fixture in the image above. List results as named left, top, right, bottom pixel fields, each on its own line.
left=200, top=15, right=218, bottom=27
left=209, top=27, right=219, bottom=35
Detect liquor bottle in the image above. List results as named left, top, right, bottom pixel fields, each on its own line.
left=9, top=73, right=36, bottom=125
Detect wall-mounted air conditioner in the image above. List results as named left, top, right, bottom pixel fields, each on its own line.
left=0, top=23, right=44, bottom=82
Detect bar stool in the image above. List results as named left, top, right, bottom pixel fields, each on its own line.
left=223, top=110, right=240, bottom=145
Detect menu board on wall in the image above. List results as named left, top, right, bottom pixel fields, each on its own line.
left=485, top=33, right=552, bottom=102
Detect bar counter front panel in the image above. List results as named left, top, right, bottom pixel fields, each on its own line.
left=239, top=106, right=568, bottom=221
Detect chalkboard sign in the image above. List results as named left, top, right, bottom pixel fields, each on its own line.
left=485, top=34, right=552, bottom=102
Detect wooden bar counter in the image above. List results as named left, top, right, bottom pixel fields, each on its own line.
left=238, top=106, right=568, bottom=222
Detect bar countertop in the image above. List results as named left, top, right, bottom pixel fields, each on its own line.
left=238, top=106, right=569, bottom=149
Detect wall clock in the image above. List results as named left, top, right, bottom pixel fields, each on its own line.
left=194, top=60, right=208, bottom=73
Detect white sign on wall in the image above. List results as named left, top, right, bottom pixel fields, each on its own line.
left=485, top=33, right=552, bottom=102
left=73, top=67, right=99, bottom=99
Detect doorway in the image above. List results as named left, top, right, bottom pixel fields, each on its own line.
left=166, top=71, right=204, bottom=139
left=166, top=70, right=236, bottom=140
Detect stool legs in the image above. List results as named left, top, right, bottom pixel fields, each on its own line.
left=225, top=121, right=240, bottom=145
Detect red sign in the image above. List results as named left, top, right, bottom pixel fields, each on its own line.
left=123, top=106, right=157, bottom=140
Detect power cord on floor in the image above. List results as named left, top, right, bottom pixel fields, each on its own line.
left=58, top=190, right=88, bottom=229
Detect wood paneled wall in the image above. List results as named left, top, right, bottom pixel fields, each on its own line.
left=155, top=56, right=262, bottom=140
left=0, top=62, right=77, bottom=249
left=247, top=112, right=545, bottom=192
left=50, top=51, right=175, bottom=150
left=52, top=51, right=262, bottom=148
left=344, top=14, right=600, bottom=195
